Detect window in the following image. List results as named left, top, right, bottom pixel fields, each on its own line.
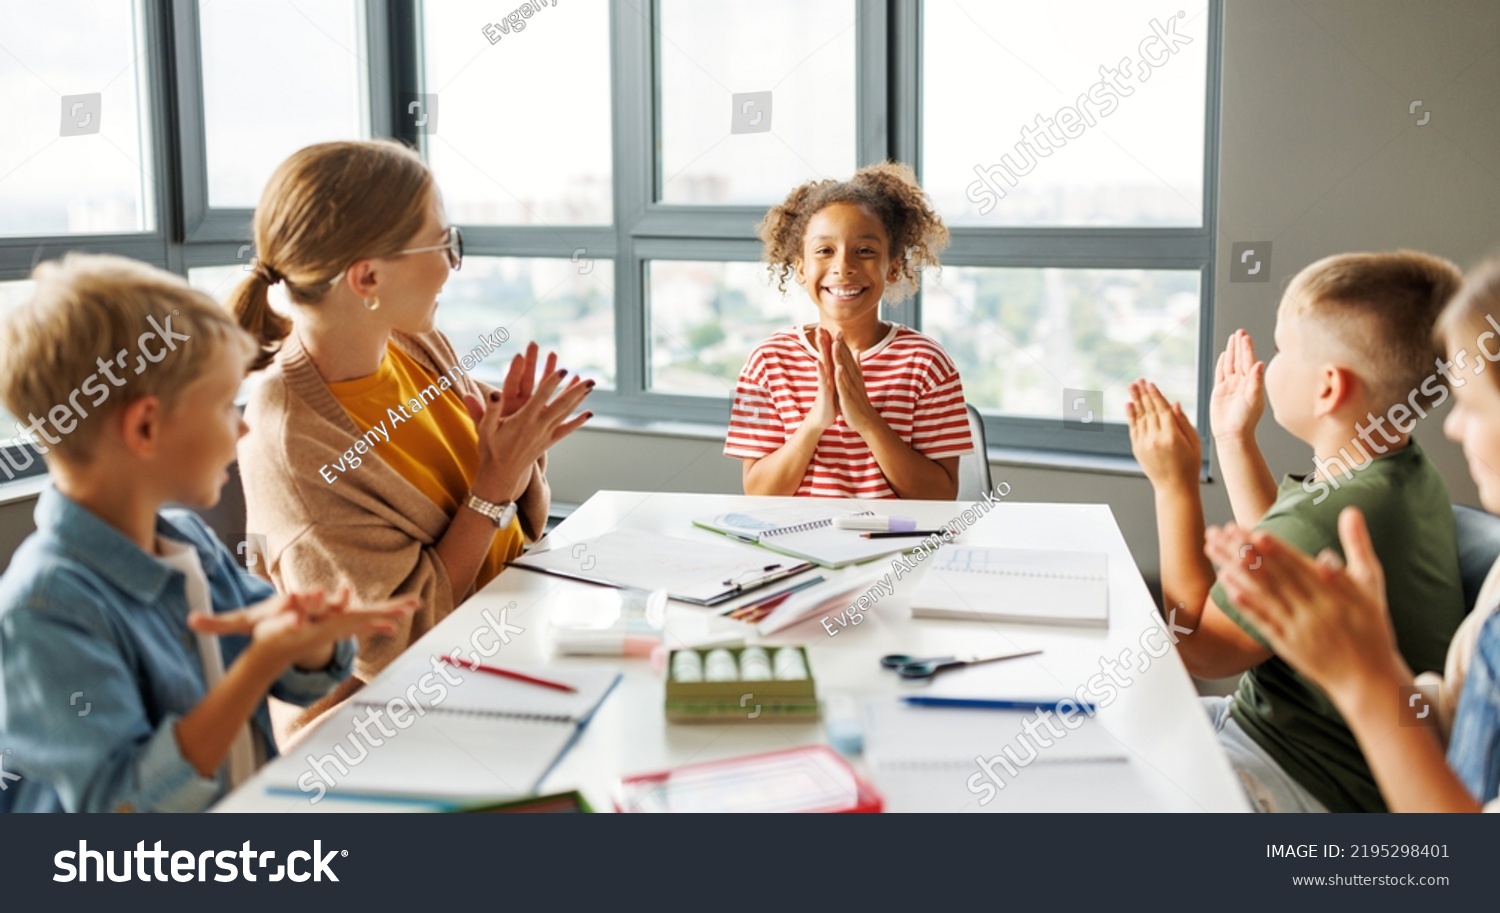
left=648, top=260, right=796, bottom=395
left=197, top=0, right=368, bottom=208
left=0, top=0, right=154, bottom=236
left=437, top=257, right=616, bottom=388
left=923, top=0, right=1208, bottom=227
left=0, top=0, right=1223, bottom=493
left=917, top=0, right=1218, bottom=454
left=923, top=267, right=1201, bottom=426
left=656, top=0, right=856, bottom=204
left=419, top=0, right=613, bottom=224
left=627, top=0, right=1219, bottom=455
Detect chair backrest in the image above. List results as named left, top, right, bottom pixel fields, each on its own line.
left=956, top=404, right=991, bottom=501
left=1452, top=504, right=1500, bottom=613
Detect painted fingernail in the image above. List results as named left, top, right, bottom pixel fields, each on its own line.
left=557, top=368, right=568, bottom=378
left=584, top=411, right=594, bottom=419
left=585, top=379, right=596, bottom=388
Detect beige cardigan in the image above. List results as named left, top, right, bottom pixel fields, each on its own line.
left=237, top=328, right=549, bottom=683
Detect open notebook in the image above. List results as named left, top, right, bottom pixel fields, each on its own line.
left=908, top=546, right=1109, bottom=627
left=693, top=505, right=909, bottom=568
left=860, top=698, right=1162, bottom=812
left=261, top=654, right=619, bottom=807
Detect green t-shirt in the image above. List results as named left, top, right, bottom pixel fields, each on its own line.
left=1210, top=438, right=1464, bottom=813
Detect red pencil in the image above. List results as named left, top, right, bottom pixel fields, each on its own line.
left=437, top=655, right=578, bottom=693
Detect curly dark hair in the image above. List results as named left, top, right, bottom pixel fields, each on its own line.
left=756, top=161, right=949, bottom=302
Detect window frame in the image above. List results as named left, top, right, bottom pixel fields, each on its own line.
left=0, top=0, right=1222, bottom=487
left=585, top=0, right=1223, bottom=455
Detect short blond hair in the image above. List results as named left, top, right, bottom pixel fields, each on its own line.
left=1285, top=250, right=1463, bottom=410
left=0, top=253, right=256, bottom=460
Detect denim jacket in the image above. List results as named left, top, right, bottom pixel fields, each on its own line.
left=1449, top=610, right=1500, bottom=808
left=0, top=486, right=354, bottom=812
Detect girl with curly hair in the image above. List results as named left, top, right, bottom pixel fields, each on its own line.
left=724, top=162, right=973, bottom=499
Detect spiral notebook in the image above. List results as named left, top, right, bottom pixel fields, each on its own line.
left=261, top=655, right=619, bottom=806
left=692, top=505, right=907, bottom=568
left=908, top=546, right=1109, bottom=627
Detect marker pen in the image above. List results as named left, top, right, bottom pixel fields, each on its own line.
left=832, top=514, right=918, bottom=532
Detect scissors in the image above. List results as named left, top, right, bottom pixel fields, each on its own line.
left=879, top=649, right=1042, bottom=681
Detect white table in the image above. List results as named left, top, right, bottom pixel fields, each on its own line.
left=218, top=491, right=1249, bottom=812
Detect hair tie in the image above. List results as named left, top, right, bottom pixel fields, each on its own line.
left=253, top=262, right=284, bottom=286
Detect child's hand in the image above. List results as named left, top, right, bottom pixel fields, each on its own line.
left=1204, top=508, right=1406, bottom=704
left=189, top=585, right=419, bottom=672
left=1209, top=329, right=1266, bottom=443
left=805, top=328, right=839, bottom=433
left=1126, top=379, right=1202, bottom=488
left=831, top=332, right=879, bottom=435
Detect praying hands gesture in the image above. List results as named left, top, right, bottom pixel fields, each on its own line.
left=830, top=331, right=880, bottom=435
left=805, top=328, right=841, bottom=433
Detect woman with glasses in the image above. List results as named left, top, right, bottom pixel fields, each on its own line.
left=229, top=140, right=592, bottom=733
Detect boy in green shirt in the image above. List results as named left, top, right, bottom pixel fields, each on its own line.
left=1127, top=250, right=1467, bottom=811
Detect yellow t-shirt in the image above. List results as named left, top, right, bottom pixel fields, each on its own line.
left=326, top=341, right=523, bottom=593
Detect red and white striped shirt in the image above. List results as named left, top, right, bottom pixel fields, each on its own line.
left=725, top=324, right=974, bottom=499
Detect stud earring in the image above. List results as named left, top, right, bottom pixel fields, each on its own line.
left=364, top=297, right=380, bottom=311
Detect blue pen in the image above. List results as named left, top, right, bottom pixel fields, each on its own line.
left=901, top=696, right=1097, bottom=713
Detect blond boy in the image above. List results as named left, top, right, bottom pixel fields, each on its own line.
left=0, top=254, right=413, bottom=812
left=1128, top=251, right=1467, bottom=812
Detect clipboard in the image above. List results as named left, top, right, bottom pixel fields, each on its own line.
left=507, top=529, right=817, bottom=606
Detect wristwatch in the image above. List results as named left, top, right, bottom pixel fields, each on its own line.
left=463, top=491, right=518, bottom=528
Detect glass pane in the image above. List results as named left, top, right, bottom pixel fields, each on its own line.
left=421, top=0, right=612, bottom=224
left=199, top=0, right=366, bottom=208
left=0, top=0, right=153, bottom=236
left=922, top=267, right=1201, bottom=424
left=923, top=0, right=1208, bottom=227
left=658, top=0, right=856, bottom=204
left=0, top=281, right=37, bottom=443
left=435, top=257, right=615, bottom=388
left=648, top=261, right=800, bottom=395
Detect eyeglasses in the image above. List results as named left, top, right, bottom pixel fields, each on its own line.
left=393, top=225, right=463, bottom=271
